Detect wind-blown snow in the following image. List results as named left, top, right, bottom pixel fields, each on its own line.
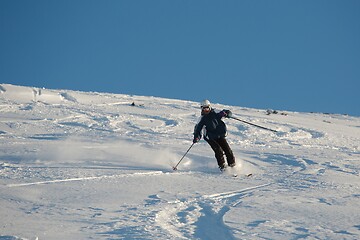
left=0, top=83, right=359, bottom=239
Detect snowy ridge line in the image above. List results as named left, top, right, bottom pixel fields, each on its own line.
left=6, top=171, right=164, bottom=187
left=203, top=183, right=272, bottom=200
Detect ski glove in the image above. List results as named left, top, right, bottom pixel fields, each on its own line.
left=226, top=110, right=232, bottom=118
left=193, top=137, right=200, bottom=143
left=221, top=110, right=232, bottom=118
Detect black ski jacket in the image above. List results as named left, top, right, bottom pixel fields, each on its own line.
left=193, top=109, right=230, bottom=141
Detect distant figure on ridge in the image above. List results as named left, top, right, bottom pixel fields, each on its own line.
left=193, top=100, right=236, bottom=171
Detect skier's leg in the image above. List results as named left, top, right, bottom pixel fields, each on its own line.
left=205, top=139, right=225, bottom=168
left=217, top=138, right=235, bottom=166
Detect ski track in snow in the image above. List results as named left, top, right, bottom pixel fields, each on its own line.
left=1, top=84, right=360, bottom=239
left=5, top=171, right=165, bottom=188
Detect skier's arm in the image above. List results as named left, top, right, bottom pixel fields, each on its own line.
left=193, top=120, right=204, bottom=143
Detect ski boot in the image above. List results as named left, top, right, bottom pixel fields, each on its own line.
left=219, top=164, right=227, bottom=172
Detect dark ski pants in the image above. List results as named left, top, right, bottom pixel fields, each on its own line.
left=205, top=137, right=235, bottom=168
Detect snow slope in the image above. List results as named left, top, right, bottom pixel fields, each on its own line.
left=0, top=84, right=359, bottom=240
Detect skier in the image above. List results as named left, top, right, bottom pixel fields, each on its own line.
left=193, top=100, right=236, bottom=171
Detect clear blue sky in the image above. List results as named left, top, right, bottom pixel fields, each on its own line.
left=1, top=0, right=359, bottom=116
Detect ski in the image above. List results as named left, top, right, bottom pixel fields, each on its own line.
left=231, top=173, right=252, bottom=178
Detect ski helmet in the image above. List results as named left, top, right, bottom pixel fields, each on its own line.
left=200, top=99, right=211, bottom=108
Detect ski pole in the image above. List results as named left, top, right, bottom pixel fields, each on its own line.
left=173, top=142, right=195, bottom=171
left=230, top=116, right=278, bottom=133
